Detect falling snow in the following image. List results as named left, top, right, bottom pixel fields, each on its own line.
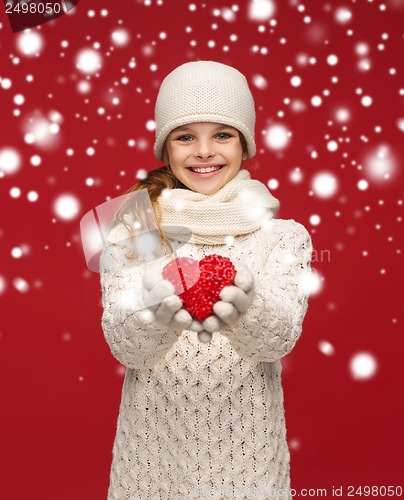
left=248, top=0, right=276, bottom=21
left=350, top=352, right=378, bottom=380
left=264, top=124, right=290, bottom=150
left=75, top=48, right=103, bottom=75
left=311, top=172, right=338, bottom=198
left=318, top=340, right=335, bottom=356
left=16, top=30, right=44, bottom=56
left=0, top=148, right=21, bottom=175
left=53, top=194, right=80, bottom=220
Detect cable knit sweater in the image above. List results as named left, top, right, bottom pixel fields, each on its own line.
left=99, top=170, right=313, bottom=499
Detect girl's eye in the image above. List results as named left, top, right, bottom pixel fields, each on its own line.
left=177, top=135, right=193, bottom=142
left=216, top=132, right=231, bottom=140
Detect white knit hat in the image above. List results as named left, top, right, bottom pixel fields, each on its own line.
left=154, top=60, right=256, bottom=161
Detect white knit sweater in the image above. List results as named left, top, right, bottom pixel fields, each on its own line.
left=100, top=171, right=313, bottom=499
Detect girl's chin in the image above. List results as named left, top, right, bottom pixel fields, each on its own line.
left=190, top=180, right=227, bottom=195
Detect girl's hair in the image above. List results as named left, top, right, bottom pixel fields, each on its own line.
left=110, top=131, right=249, bottom=260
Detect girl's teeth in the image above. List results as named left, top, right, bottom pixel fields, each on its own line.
left=191, top=166, right=222, bottom=173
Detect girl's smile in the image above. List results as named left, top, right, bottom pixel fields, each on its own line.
left=186, top=163, right=226, bottom=177
left=163, top=122, right=247, bottom=195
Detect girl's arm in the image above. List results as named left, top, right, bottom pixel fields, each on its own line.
left=99, top=223, right=180, bottom=370
left=220, top=220, right=313, bottom=363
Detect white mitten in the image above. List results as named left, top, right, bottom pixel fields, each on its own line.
left=189, top=261, right=255, bottom=343
left=142, top=266, right=193, bottom=333
left=188, top=317, right=222, bottom=344
left=213, top=260, right=255, bottom=326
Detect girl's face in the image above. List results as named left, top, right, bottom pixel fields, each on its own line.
left=163, top=122, right=248, bottom=195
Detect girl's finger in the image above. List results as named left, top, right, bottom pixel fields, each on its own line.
left=220, top=285, right=251, bottom=313
left=213, top=301, right=240, bottom=324
left=233, top=262, right=254, bottom=292
left=202, top=314, right=227, bottom=333
left=150, top=279, right=176, bottom=302
left=190, top=320, right=204, bottom=333
left=169, top=309, right=193, bottom=331
left=142, top=268, right=163, bottom=291
left=154, top=295, right=182, bottom=323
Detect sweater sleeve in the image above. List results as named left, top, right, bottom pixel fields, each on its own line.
left=221, top=220, right=313, bottom=363
left=99, top=223, right=180, bottom=370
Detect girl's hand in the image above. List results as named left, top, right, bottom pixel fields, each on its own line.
left=189, top=261, right=255, bottom=343
left=142, top=266, right=194, bottom=333
left=213, top=260, right=255, bottom=324
left=183, top=316, right=225, bottom=344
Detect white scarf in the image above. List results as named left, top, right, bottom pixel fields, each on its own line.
left=158, top=169, right=280, bottom=245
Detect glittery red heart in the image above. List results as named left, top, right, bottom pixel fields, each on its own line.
left=162, top=254, right=236, bottom=321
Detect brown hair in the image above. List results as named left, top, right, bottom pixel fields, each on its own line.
left=110, top=131, right=249, bottom=260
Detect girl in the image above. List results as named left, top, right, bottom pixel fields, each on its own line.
left=100, top=60, right=313, bottom=499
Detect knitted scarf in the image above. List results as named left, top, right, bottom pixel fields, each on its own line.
left=158, top=169, right=280, bottom=245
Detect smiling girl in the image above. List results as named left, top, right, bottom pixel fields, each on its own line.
left=100, top=60, right=313, bottom=499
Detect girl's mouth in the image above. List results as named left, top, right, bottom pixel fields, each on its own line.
left=187, top=165, right=225, bottom=177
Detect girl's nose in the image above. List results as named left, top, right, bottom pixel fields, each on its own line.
left=194, top=139, right=214, bottom=159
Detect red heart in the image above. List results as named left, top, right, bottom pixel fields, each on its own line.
left=162, top=254, right=236, bottom=321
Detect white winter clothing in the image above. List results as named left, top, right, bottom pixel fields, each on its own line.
left=100, top=169, right=313, bottom=499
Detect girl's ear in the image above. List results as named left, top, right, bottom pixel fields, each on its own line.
left=242, top=151, right=248, bottom=162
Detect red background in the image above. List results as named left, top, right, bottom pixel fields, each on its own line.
left=0, top=1, right=403, bottom=498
